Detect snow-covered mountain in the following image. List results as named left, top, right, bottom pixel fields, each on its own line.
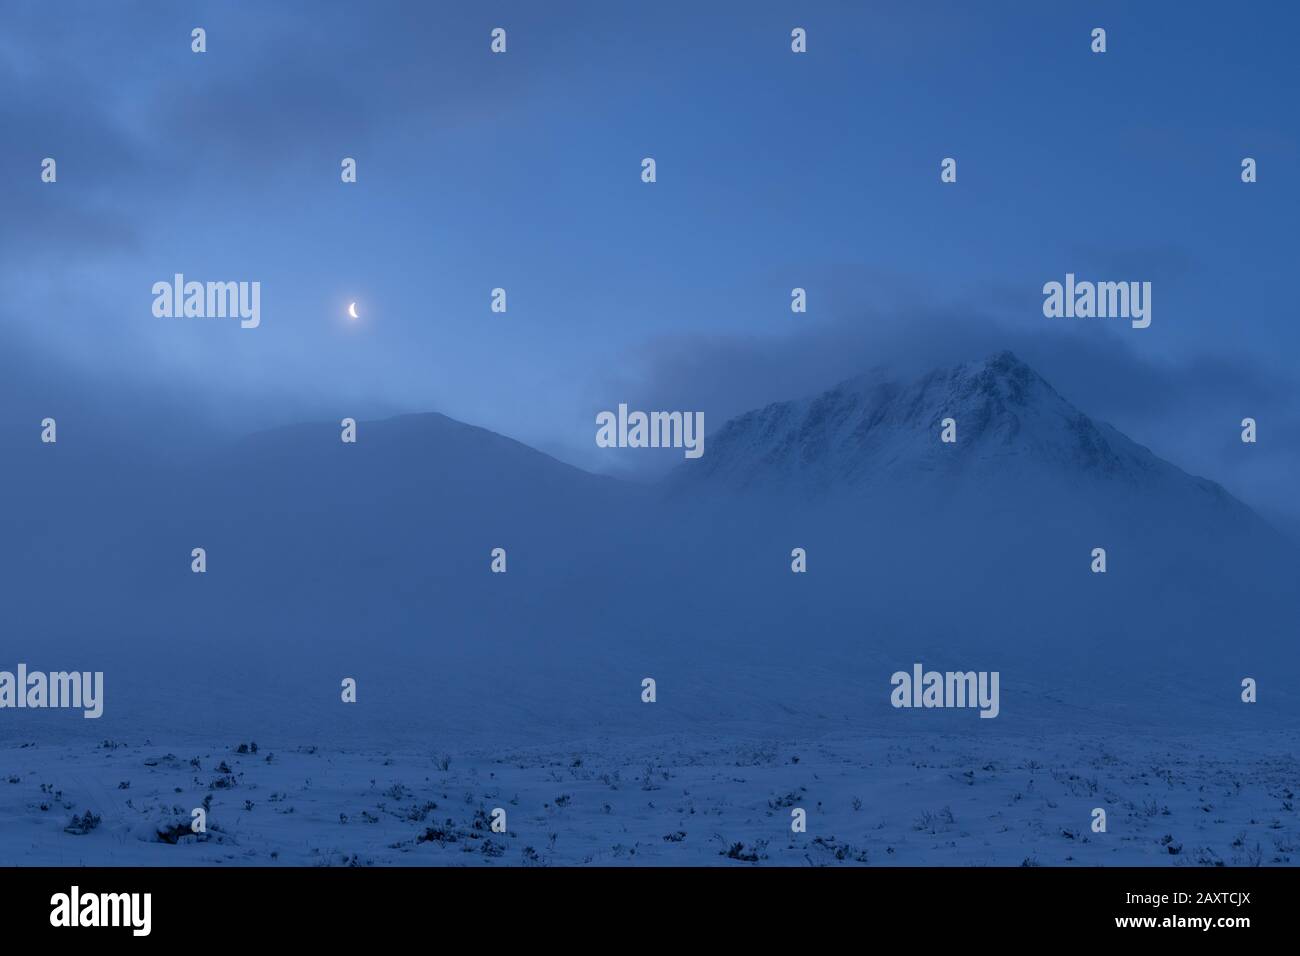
left=671, top=351, right=1250, bottom=517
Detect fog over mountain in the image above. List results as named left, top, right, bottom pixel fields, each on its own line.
left=3, top=352, right=1295, bottom=748
left=676, top=352, right=1247, bottom=504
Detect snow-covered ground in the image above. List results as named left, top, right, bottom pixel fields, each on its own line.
left=3, top=730, right=1295, bottom=866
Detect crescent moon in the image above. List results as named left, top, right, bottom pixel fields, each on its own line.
left=347, top=302, right=359, bottom=319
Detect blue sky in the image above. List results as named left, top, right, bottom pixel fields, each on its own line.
left=2, top=1, right=1297, bottom=515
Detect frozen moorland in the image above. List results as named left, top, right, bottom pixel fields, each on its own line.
left=2, top=730, right=1297, bottom=866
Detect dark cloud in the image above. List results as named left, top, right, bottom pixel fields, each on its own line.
left=1, top=0, right=1295, bottom=528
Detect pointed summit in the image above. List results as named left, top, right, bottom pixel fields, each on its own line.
left=671, top=352, right=1246, bottom=513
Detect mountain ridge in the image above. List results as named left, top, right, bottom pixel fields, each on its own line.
left=666, top=350, right=1253, bottom=518
left=200, top=351, right=1251, bottom=519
